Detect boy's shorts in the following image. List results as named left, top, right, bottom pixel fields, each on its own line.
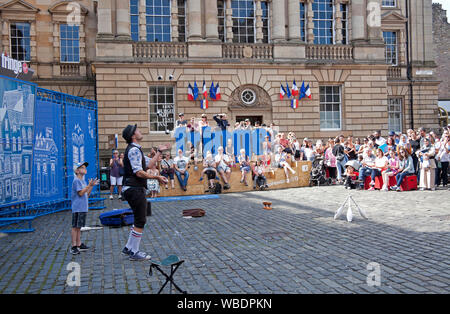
left=72, top=212, right=87, bottom=228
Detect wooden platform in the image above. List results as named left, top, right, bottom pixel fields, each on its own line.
left=152, top=161, right=312, bottom=197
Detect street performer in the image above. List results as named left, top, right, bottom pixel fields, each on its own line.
left=121, top=124, right=169, bottom=261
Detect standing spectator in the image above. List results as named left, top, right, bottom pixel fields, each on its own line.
left=392, top=147, right=415, bottom=191
left=160, top=152, right=175, bottom=189
left=373, top=130, right=386, bottom=148
left=397, top=134, right=411, bottom=155
left=176, top=113, right=187, bottom=127
left=409, top=130, right=420, bottom=174
left=436, top=132, right=449, bottom=187
left=386, top=137, right=397, bottom=155
left=109, top=150, right=124, bottom=200
left=344, top=139, right=357, bottom=161
left=215, top=146, right=232, bottom=189
left=418, top=137, right=436, bottom=191
left=213, top=113, right=230, bottom=131
left=354, top=138, right=361, bottom=154
left=332, top=138, right=347, bottom=184
left=381, top=149, right=399, bottom=191
left=70, top=162, right=99, bottom=255
left=174, top=149, right=190, bottom=191
left=418, top=127, right=427, bottom=147
left=303, top=139, right=315, bottom=162
left=324, top=138, right=337, bottom=183
left=238, top=149, right=251, bottom=186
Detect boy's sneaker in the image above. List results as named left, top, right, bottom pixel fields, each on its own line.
left=122, top=247, right=132, bottom=256
left=368, top=187, right=375, bottom=191
left=70, top=246, right=80, bottom=255
left=129, top=251, right=151, bottom=261
left=78, top=243, right=89, bottom=252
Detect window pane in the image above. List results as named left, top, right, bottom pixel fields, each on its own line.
left=319, top=85, right=341, bottom=130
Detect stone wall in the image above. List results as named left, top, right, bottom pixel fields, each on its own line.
left=433, top=3, right=450, bottom=100
left=95, top=62, right=396, bottom=158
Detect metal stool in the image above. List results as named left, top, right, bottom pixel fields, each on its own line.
left=149, top=255, right=187, bottom=294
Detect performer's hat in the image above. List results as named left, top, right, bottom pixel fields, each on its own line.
left=122, top=124, right=137, bottom=144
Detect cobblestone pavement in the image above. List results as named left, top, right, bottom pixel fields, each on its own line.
left=0, top=186, right=449, bottom=294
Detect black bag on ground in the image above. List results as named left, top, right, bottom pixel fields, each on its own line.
left=213, top=182, right=222, bottom=194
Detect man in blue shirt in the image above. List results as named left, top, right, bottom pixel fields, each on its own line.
left=71, top=162, right=99, bottom=255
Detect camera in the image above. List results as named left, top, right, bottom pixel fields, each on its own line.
left=169, top=74, right=174, bottom=80
left=157, top=75, right=163, bottom=81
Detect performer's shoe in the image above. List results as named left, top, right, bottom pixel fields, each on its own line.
left=129, top=251, right=151, bottom=261
left=122, top=247, right=132, bottom=256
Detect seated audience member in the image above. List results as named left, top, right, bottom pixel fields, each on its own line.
left=391, top=147, right=415, bottom=191
left=174, top=149, right=190, bottom=191
left=225, top=138, right=236, bottom=167
left=238, top=149, right=251, bottom=186
left=381, top=149, right=399, bottom=191
left=343, top=163, right=358, bottom=190
left=418, top=137, right=436, bottom=191
left=146, top=163, right=161, bottom=198
left=215, top=146, right=231, bottom=189
left=368, top=148, right=388, bottom=190
left=354, top=138, right=361, bottom=153
left=345, top=136, right=358, bottom=160
left=386, top=136, right=397, bottom=156
left=160, top=152, right=175, bottom=189
left=252, top=158, right=269, bottom=190
left=358, top=148, right=376, bottom=189
left=200, top=151, right=218, bottom=191
left=275, top=146, right=296, bottom=183
left=303, top=139, right=316, bottom=162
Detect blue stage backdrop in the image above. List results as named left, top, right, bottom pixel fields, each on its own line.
left=65, top=96, right=99, bottom=196
left=29, top=93, right=65, bottom=205
left=0, top=75, right=36, bottom=207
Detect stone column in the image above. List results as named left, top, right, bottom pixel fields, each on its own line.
left=205, top=0, right=220, bottom=41
left=255, top=0, right=263, bottom=43
left=187, top=0, right=202, bottom=41
left=335, top=0, right=342, bottom=44
left=116, top=0, right=131, bottom=40
left=139, top=0, right=146, bottom=41
left=306, top=0, right=314, bottom=44
left=351, top=0, right=366, bottom=43
left=367, top=0, right=383, bottom=44
left=97, top=0, right=114, bottom=39
left=288, top=0, right=301, bottom=42
left=225, top=0, right=233, bottom=42
left=272, top=0, right=286, bottom=42
left=171, top=0, right=179, bottom=42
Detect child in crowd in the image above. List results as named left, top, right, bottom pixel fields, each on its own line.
left=238, top=149, right=251, bottom=186
left=252, top=159, right=269, bottom=190
left=146, top=163, right=161, bottom=198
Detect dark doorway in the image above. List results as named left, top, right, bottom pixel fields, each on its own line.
left=236, top=115, right=263, bottom=126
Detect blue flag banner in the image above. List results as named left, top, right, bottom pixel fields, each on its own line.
left=193, top=82, right=199, bottom=100
left=0, top=75, right=36, bottom=207
left=299, top=81, right=306, bottom=99
left=29, top=95, right=65, bottom=205
left=65, top=99, right=99, bottom=195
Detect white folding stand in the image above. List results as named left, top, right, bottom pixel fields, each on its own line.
left=334, top=190, right=368, bottom=222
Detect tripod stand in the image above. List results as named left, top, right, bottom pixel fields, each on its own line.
left=334, top=189, right=368, bottom=222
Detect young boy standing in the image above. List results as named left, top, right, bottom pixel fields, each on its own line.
left=71, top=162, right=99, bottom=255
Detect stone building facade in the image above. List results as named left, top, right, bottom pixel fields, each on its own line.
left=0, top=0, right=440, bottom=161
left=433, top=3, right=450, bottom=101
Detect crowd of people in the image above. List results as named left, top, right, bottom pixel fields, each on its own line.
left=107, top=112, right=450, bottom=198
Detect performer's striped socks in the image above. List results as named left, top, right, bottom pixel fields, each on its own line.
left=126, top=227, right=143, bottom=254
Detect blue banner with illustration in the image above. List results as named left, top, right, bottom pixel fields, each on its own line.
left=0, top=75, right=36, bottom=207
left=65, top=102, right=99, bottom=194
left=29, top=97, right=65, bottom=205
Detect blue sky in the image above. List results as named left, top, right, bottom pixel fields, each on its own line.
left=433, top=0, right=450, bottom=14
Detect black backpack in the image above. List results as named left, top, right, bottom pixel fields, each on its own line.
left=213, top=182, right=222, bottom=194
